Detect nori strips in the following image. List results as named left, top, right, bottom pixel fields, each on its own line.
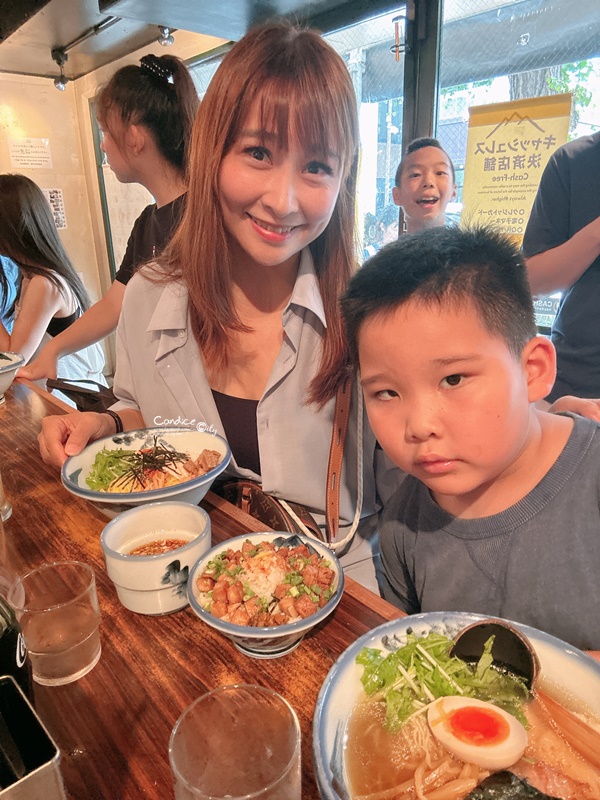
left=464, top=771, right=561, bottom=800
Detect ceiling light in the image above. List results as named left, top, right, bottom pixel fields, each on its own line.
left=158, top=26, right=174, bottom=46
left=51, top=47, right=69, bottom=91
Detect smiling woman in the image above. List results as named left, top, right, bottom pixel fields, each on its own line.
left=37, top=20, right=398, bottom=592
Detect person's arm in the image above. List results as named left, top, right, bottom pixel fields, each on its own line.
left=0, top=274, right=64, bottom=362
left=538, top=395, right=600, bottom=422
left=38, top=406, right=145, bottom=468
left=18, top=280, right=126, bottom=381
left=526, top=215, right=600, bottom=296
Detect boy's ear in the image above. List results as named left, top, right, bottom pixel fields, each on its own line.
left=522, top=335, right=556, bottom=402
left=392, top=185, right=403, bottom=208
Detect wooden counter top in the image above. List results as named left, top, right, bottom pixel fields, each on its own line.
left=0, top=381, right=403, bottom=799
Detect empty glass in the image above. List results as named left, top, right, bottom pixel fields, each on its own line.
left=169, top=684, right=301, bottom=799
left=0, top=468, right=11, bottom=522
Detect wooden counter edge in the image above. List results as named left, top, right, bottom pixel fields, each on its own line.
left=16, top=378, right=73, bottom=412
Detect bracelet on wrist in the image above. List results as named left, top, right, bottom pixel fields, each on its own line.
left=99, top=409, right=124, bottom=434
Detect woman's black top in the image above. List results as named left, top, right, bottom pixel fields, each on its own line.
left=46, top=307, right=80, bottom=337
left=211, top=389, right=261, bottom=476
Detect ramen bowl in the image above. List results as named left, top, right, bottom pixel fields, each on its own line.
left=61, top=427, right=231, bottom=518
left=0, top=351, right=25, bottom=404
left=313, top=611, right=600, bottom=799
left=188, top=532, right=344, bottom=659
left=101, top=501, right=211, bottom=614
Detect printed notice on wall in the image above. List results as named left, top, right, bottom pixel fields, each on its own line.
left=42, top=188, right=67, bottom=229
left=461, top=93, right=572, bottom=245
left=9, top=137, right=53, bottom=169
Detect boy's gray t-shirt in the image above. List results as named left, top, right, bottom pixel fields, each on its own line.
left=379, top=414, right=600, bottom=651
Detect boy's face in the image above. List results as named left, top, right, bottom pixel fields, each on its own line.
left=392, top=147, right=456, bottom=231
left=358, top=298, right=544, bottom=516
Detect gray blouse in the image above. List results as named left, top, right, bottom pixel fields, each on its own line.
left=112, top=249, right=400, bottom=591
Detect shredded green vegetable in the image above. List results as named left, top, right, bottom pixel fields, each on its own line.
left=85, top=439, right=191, bottom=492
left=356, top=632, right=530, bottom=732
left=85, top=447, right=138, bottom=491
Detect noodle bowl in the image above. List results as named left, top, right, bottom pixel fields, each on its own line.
left=313, top=612, right=600, bottom=800
left=61, top=427, right=232, bottom=517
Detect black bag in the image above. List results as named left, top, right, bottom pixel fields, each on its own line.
left=213, top=479, right=325, bottom=542
left=45, top=378, right=117, bottom=412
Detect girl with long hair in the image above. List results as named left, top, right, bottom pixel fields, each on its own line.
left=39, top=21, right=391, bottom=590
left=20, top=53, right=198, bottom=381
left=0, top=173, right=105, bottom=384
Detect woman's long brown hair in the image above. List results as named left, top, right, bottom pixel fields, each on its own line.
left=160, top=21, right=359, bottom=406
left=0, top=173, right=91, bottom=313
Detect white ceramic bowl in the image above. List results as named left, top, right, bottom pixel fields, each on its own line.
left=188, top=532, right=344, bottom=659
left=61, top=426, right=231, bottom=518
left=101, top=501, right=212, bottom=614
left=313, top=611, right=600, bottom=799
left=0, top=351, right=24, bottom=403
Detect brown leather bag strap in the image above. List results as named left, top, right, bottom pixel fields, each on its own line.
left=325, top=377, right=352, bottom=543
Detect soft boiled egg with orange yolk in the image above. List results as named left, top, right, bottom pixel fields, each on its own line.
left=427, top=696, right=527, bottom=770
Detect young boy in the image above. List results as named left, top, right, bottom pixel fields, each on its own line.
left=393, top=137, right=457, bottom=234
left=342, top=225, right=600, bottom=651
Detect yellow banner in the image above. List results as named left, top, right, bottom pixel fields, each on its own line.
left=461, top=93, right=572, bottom=244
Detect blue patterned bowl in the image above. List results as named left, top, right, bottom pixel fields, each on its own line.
left=101, top=501, right=211, bottom=615
left=313, top=611, right=600, bottom=799
left=62, top=426, right=231, bottom=518
left=188, top=532, right=344, bottom=659
left=0, top=351, right=24, bottom=403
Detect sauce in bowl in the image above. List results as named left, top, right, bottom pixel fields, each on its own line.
left=128, top=538, right=189, bottom=556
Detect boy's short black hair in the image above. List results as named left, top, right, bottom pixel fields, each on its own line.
left=394, top=137, right=456, bottom=186
left=342, top=225, right=537, bottom=363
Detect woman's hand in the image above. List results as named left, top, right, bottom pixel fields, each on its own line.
left=17, top=341, right=59, bottom=381
left=38, top=411, right=115, bottom=468
left=545, top=395, right=600, bottom=422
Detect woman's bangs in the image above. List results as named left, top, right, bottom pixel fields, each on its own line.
left=236, top=77, right=351, bottom=168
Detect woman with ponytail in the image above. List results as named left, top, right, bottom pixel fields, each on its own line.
left=20, top=53, right=198, bottom=381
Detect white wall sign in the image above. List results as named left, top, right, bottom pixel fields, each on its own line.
left=42, top=188, right=67, bottom=230
left=9, top=137, right=53, bottom=169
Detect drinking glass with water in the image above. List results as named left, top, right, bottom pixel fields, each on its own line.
left=8, top=561, right=101, bottom=686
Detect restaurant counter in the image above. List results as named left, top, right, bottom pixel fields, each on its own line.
left=0, top=381, right=403, bottom=799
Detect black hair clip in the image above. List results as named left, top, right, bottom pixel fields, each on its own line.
left=140, top=54, right=174, bottom=84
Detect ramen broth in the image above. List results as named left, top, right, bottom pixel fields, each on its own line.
left=345, top=702, right=488, bottom=798
left=345, top=682, right=600, bottom=799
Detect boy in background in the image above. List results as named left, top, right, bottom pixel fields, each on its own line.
left=393, top=137, right=456, bottom=234
left=342, top=225, right=600, bottom=651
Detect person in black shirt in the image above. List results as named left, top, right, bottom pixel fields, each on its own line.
left=20, top=54, right=198, bottom=381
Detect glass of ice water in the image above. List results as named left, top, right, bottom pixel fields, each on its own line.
left=8, top=561, right=101, bottom=686
left=0, top=468, right=11, bottom=523
left=169, top=684, right=301, bottom=800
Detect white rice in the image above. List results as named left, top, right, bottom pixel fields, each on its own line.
left=241, top=550, right=288, bottom=599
